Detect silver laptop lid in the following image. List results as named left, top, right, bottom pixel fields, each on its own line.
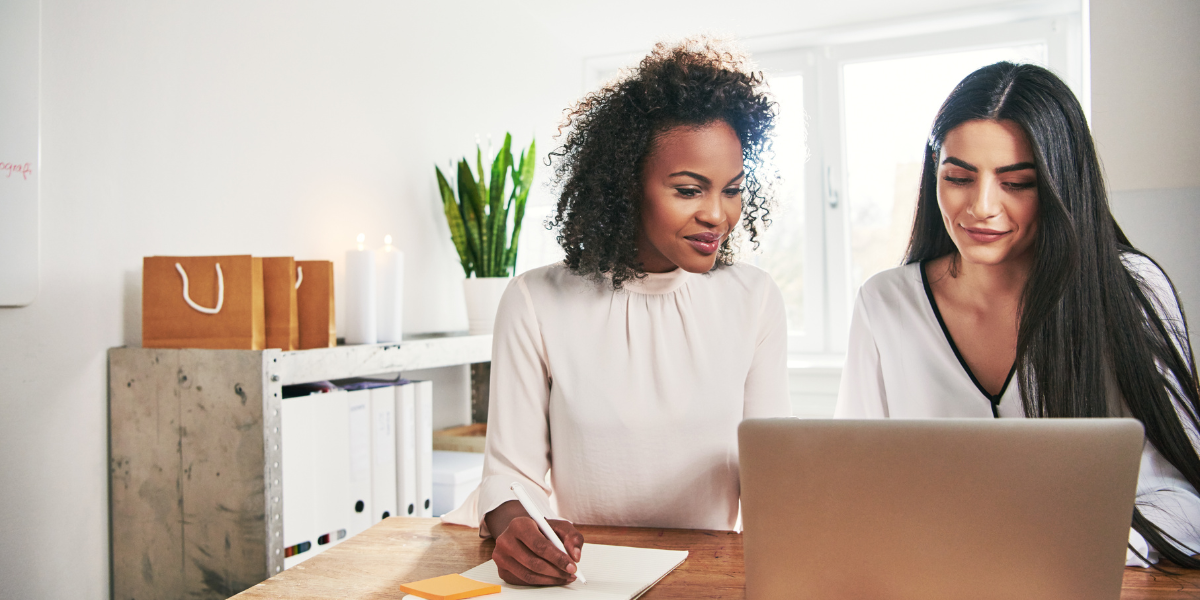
left=739, top=418, right=1143, bottom=600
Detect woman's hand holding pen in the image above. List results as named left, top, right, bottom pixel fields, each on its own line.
left=486, top=500, right=585, bottom=586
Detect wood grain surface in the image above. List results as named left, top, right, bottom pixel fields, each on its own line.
left=230, top=517, right=1200, bottom=599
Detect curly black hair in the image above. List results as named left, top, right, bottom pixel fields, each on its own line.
left=546, top=36, right=778, bottom=289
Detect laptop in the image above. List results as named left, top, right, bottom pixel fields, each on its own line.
left=738, top=418, right=1144, bottom=600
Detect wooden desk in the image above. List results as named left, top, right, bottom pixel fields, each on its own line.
left=232, top=518, right=1200, bottom=599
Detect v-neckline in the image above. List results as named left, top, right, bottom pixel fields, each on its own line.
left=920, top=261, right=1016, bottom=418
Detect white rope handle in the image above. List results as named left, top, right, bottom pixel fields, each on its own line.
left=175, top=262, right=224, bottom=315
left=295, top=265, right=303, bottom=290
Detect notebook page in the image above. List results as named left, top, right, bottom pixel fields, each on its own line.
left=402, top=544, right=688, bottom=599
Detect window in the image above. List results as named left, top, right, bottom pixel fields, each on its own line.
left=748, top=74, right=814, bottom=343
left=842, top=44, right=1049, bottom=293
left=752, top=7, right=1084, bottom=357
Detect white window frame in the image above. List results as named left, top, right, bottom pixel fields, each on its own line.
left=749, top=2, right=1085, bottom=359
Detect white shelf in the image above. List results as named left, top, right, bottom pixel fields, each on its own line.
left=274, top=334, right=492, bottom=385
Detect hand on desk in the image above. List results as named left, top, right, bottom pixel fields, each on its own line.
left=485, top=500, right=585, bottom=586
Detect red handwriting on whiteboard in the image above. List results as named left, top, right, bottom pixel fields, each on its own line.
left=1, top=162, right=33, bottom=180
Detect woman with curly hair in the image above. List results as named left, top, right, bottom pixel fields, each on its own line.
left=442, top=37, right=789, bottom=585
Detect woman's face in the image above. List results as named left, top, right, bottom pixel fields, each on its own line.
left=937, top=119, right=1040, bottom=268
left=637, top=120, right=745, bottom=274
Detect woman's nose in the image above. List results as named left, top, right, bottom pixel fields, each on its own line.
left=966, top=179, right=1001, bottom=220
left=696, top=193, right=726, bottom=227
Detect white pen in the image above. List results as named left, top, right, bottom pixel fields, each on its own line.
left=510, top=481, right=587, bottom=584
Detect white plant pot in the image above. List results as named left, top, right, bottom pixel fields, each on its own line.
left=463, top=277, right=511, bottom=335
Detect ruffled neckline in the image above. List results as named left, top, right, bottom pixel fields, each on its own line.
left=621, top=267, right=692, bottom=295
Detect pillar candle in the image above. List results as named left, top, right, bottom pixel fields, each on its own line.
left=345, top=233, right=377, bottom=345
left=376, top=235, right=404, bottom=343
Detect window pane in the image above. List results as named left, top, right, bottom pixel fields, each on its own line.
left=842, top=45, right=1047, bottom=291
left=752, top=73, right=806, bottom=334
left=514, top=201, right=564, bottom=275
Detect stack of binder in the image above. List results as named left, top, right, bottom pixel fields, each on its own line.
left=280, top=378, right=434, bottom=568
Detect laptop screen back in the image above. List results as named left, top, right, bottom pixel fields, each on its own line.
left=738, top=418, right=1143, bottom=600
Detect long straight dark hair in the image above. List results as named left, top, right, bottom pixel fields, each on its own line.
left=905, top=62, right=1200, bottom=567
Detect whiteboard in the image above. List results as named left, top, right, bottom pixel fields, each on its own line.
left=0, top=0, right=40, bottom=307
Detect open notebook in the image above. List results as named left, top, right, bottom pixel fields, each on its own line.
left=402, top=544, right=688, bottom=600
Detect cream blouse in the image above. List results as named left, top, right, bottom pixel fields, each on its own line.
left=835, top=255, right=1200, bottom=566
left=442, top=262, right=790, bottom=534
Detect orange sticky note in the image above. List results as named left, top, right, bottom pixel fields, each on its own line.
left=399, top=573, right=501, bottom=600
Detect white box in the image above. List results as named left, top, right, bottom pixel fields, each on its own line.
left=431, top=450, right=484, bottom=517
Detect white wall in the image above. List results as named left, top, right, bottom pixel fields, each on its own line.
left=1091, top=0, right=1200, bottom=340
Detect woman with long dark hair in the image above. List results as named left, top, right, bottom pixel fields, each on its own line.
left=442, top=37, right=789, bottom=584
left=835, top=61, right=1200, bottom=567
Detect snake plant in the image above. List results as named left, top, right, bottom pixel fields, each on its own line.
left=435, top=133, right=536, bottom=278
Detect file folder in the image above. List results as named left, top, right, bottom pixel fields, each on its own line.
left=396, top=382, right=418, bottom=517
left=282, top=393, right=316, bottom=569
left=414, top=380, right=434, bottom=517
left=311, top=389, right=351, bottom=556
left=347, top=389, right=373, bottom=537
left=370, top=385, right=398, bottom=522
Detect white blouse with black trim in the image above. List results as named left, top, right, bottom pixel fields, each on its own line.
left=836, top=255, right=1200, bottom=566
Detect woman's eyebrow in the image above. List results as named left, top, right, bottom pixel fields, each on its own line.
left=668, top=171, right=711, bottom=184
left=725, top=171, right=746, bottom=186
left=996, top=162, right=1036, bottom=174
left=942, top=156, right=977, bottom=172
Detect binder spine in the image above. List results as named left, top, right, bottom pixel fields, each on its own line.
left=370, top=386, right=398, bottom=522
left=415, top=380, right=434, bottom=517
left=395, top=383, right=418, bottom=517
left=347, top=390, right=373, bottom=537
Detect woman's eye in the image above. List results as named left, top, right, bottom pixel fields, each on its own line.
left=723, top=187, right=743, bottom=196
left=676, top=188, right=701, bottom=198
left=942, top=175, right=972, bottom=185
left=1003, top=181, right=1037, bottom=190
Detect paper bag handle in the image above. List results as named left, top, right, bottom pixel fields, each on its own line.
left=175, top=262, right=224, bottom=315
left=295, top=266, right=303, bottom=290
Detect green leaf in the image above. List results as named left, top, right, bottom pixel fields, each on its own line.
left=474, top=147, right=492, bottom=276
left=506, top=138, right=535, bottom=272
left=435, top=166, right=473, bottom=276
left=457, top=159, right=485, bottom=275
left=488, top=134, right=513, bottom=277
left=489, top=134, right=512, bottom=211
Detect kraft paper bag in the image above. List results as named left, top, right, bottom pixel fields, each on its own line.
left=296, top=260, right=336, bottom=349
left=262, top=257, right=300, bottom=351
left=142, top=255, right=265, bottom=349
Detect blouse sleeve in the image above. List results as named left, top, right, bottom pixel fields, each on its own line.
left=473, top=275, right=559, bottom=536
left=1122, top=253, right=1200, bottom=564
left=742, top=278, right=792, bottom=419
left=1127, top=442, right=1200, bottom=566
left=834, top=290, right=889, bottom=418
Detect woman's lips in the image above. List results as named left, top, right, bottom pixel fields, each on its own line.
left=684, top=232, right=721, bottom=255
left=960, top=225, right=1011, bottom=244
